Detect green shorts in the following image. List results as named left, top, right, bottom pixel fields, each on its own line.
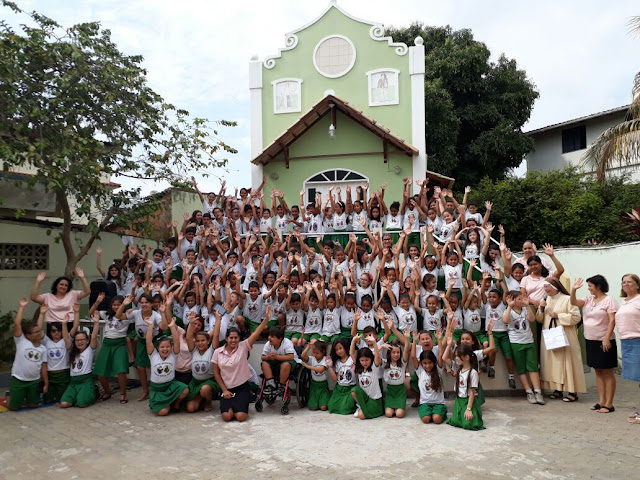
left=320, top=334, right=340, bottom=344
left=340, top=328, right=352, bottom=338
left=493, top=331, right=513, bottom=358
left=511, top=342, right=538, bottom=374
left=476, top=332, right=489, bottom=345
left=453, top=329, right=463, bottom=343
left=303, top=333, right=321, bottom=342
left=263, top=359, right=296, bottom=378
left=409, top=371, right=419, bottom=392
left=284, top=331, right=303, bottom=340
left=9, top=376, right=40, bottom=410
left=418, top=402, right=447, bottom=420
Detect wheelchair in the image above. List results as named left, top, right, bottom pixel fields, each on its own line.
left=255, top=349, right=311, bottom=415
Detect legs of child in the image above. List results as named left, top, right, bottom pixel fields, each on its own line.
left=136, top=367, right=149, bottom=401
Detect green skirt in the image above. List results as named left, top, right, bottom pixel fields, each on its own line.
left=353, top=385, right=384, bottom=419
left=409, top=372, right=419, bottom=392
left=135, top=339, right=150, bottom=368
left=149, top=380, right=188, bottom=413
left=43, top=369, right=70, bottom=404
left=60, top=373, right=95, bottom=407
left=328, top=383, right=356, bottom=415
left=384, top=383, right=406, bottom=410
left=447, top=395, right=485, bottom=430
left=94, top=337, right=129, bottom=377
left=186, top=377, right=220, bottom=402
left=308, top=379, right=331, bottom=409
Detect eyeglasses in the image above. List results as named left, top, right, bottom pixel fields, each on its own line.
left=28, top=329, right=42, bottom=335
left=75, top=338, right=88, bottom=342
left=49, top=329, right=60, bottom=333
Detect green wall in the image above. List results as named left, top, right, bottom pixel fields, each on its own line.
left=262, top=6, right=411, bottom=148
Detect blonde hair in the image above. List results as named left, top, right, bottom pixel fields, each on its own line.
left=621, top=274, right=640, bottom=297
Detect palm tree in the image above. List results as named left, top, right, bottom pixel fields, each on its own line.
left=582, top=16, right=640, bottom=182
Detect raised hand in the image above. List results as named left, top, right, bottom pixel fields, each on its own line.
left=573, top=278, right=583, bottom=290
left=75, top=267, right=85, bottom=278
left=542, top=243, right=554, bottom=256
left=36, top=272, right=46, bottom=282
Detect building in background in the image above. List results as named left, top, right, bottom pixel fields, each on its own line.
left=525, top=105, right=640, bottom=182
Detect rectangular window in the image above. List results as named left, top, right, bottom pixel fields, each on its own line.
left=307, top=188, right=316, bottom=205
left=0, top=243, right=49, bottom=270
left=561, top=125, right=587, bottom=153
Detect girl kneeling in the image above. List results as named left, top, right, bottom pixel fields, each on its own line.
left=145, top=316, right=189, bottom=416
left=447, top=344, right=484, bottom=430
left=327, top=337, right=357, bottom=415
left=383, top=333, right=411, bottom=418
left=417, top=350, right=447, bottom=424
left=350, top=334, right=383, bottom=420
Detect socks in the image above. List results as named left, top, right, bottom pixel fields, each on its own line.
left=526, top=389, right=533, bottom=394
left=508, top=374, right=515, bottom=379
left=534, top=389, right=542, bottom=394
left=266, top=378, right=276, bottom=388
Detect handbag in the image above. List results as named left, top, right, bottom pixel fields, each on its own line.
left=542, top=317, right=570, bottom=351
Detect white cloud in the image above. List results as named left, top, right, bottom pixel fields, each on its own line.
left=11, top=0, right=640, bottom=194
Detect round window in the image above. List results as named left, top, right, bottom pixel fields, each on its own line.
left=313, top=35, right=356, bottom=78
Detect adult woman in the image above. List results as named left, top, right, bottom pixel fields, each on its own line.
left=536, top=278, right=585, bottom=402
left=570, top=275, right=618, bottom=413
left=520, top=244, right=565, bottom=308
left=514, top=240, right=553, bottom=272
left=615, top=274, right=640, bottom=424
left=212, top=306, right=270, bottom=422
left=30, top=269, right=91, bottom=323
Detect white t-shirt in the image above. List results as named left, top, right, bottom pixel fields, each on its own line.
left=100, top=311, right=131, bottom=339
left=383, top=361, right=406, bottom=386
left=42, top=337, right=69, bottom=371
left=439, top=220, right=458, bottom=242
left=450, top=307, right=464, bottom=330
left=456, top=368, right=479, bottom=398
left=463, top=308, right=482, bottom=333
left=191, top=345, right=214, bottom=380
left=181, top=304, right=201, bottom=325
left=422, top=309, right=443, bottom=331
left=417, top=365, right=445, bottom=404
left=322, top=307, right=341, bottom=336
left=385, top=213, right=403, bottom=230
left=335, top=357, right=356, bottom=386
left=150, top=350, right=176, bottom=384
left=465, top=211, right=482, bottom=224
left=127, top=310, right=163, bottom=339
left=305, top=307, right=323, bottom=334
left=357, top=366, right=382, bottom=400
left=508, top=308, right=534, bottom=344
left=333, top=212, right=348, bottom=231
left=350, top=210, right=368, bottom=231
left=393, top=305, right=418, bottom=331
left=12, top=335, right=47, bottom=381
left=242, top=294, right=265, bottom=323
left=262, top=338, right=298, bottom=359
left=285, top=309, right=304, bottom=333
left=274, top=214, right=289, bottom=235
left=485, top=303, right=507, bottom=332
left=70, top=346, right=95, bottom=377
left=340, top=307, right=355, bottom=330
left=356, top=309, right=376, bottom=331
left=442, top=264, right=463, bottom=289
left=403, top=207, right=420, bottom=231
left=308, top=356, right=328, bottom=382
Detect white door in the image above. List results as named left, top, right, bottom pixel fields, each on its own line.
left=304, top=169, right=369, bottom=206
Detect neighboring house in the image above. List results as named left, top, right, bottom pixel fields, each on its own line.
left=249, top=0, right=432, bottom=203
left=525, top=105, right=640, bottom=182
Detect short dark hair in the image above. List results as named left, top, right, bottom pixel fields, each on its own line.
left=51, top=276, right=72, bottom=295
left=586, top=274, right=609, bottom=293
left=268, top=326, right=285, bottom=339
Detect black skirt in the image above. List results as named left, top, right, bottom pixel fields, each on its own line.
left=219, top=381, right=250, bottom=414
left=175, top=370, right=193, bottom=386
left=586, top=339, right=618, bottom=369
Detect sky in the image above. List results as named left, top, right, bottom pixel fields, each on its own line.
left=8, top=0, right=639, bottom=194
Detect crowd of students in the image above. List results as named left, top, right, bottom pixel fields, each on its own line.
left=9, top=176, right=640, bottom=428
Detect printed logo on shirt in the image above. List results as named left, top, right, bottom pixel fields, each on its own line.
left=155, top=363, right=173, bottom=376
left=339, top=367, right=353, bottom=383
left=26, top=349, right=42, bottom=362
left=48, top=348, right=64, bottom=359
left=72, top=358, right=84, bottom=371
left=193, top=361, right=208, bottom=374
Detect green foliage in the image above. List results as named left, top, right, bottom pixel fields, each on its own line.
left=0, top=2, right=236, bottom=274
left=468, top=168, right=640, bottom=247
left=387, top=23, right=538, bottom=187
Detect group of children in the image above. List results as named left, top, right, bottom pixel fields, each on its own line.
left=10, top=177, right=557, bottom=430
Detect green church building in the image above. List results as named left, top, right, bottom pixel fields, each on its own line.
left=249, top=0, right=428, bottom=204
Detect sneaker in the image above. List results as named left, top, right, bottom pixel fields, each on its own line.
left=526, top=392, right=537, bottom=404
left=353, top=407, right=360, bottom=418
left=508, top=377, right=516, bottom=390
left=276, top=385, right=285, bottom=398
left=535, top=392, right=545, bottom=405
left=488, top=366, right=495, bottom=378
left=263, top=381, right=275, bottom=396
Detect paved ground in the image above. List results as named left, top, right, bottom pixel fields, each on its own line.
left=1, top=376, right=639, bottom=480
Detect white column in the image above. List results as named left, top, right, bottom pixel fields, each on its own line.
left=409, top=38, right=426, bottom=196
left=249, top=55, right=263, bottom=191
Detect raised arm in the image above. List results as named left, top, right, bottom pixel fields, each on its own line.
left=89, top=311, right=100, bottom=349
left=543, top=244, right=564, bottom=279
left=192, top=176, right=205, bottom=203
left=14, top=297, right=29, bottom=337
left=570, top=278, right=586, bottom=307
left=30, top=272, right=47, bottom=304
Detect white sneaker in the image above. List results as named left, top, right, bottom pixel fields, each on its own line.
left=353, top=407, right=360, bottom=417
left=526, top=392, right=537, bottom=404
left=535, top=392, right=545, bottom=405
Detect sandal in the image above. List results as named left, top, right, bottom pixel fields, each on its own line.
left=548, top=390, right=562, bottom=399
left=120, top=394, right=128, bottom=404
left=562, top=393, right=578, bottom=402
left=628, top=415, right=640, bottom=424
left=598, top=406, right=615, bottom=413
left=590, top=403, right=602, bottom=411
left=137, top=392, right=149, bottom=402
left=101, top=393, right=112, bottom=401
left=628, top=412, right=640, bottom=418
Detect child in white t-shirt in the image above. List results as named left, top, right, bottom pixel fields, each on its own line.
left=300, top=339, right=330, bottom=411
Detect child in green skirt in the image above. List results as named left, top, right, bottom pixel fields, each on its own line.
left=447, top=344, right=485, bottom=430
left=383, top=332, right=411, bottom=418
left=300, top=339, right=330, bottom=411
left=417, top=350, right=447, bottom=424
left=145, top=316, right=189, bottom=416
left=59, top=311, right=100, bottom=408
left=350, top=334, right=383, bottom=420
left=185, top=311, right=221, bottom=413
left=327, top=337, right=356, bottom=415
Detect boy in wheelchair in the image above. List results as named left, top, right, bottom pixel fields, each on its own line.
left=261, top=326, right=298, bottom=398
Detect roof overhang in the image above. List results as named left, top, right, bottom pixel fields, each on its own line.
left=251, top=94, right=418, bottom=167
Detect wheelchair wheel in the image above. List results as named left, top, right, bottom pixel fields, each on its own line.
left=280, top=404, right=289, bottom=415
left=296, top=366, right=311, bottom=408
left=255, top=399, right=263, bottom=412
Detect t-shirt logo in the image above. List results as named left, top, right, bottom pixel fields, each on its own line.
left=156, top=363, right=172, bottom=376
left=360, top=375, right=371, bottom=387
left=72, top=358, right=84, bottom=371
left=339, top=368, right=352, bottom=382
left=49, top=349, right=63, bottom=359
left=27, top=350, right=41, bottom=362
left=193, top=361, right=207, bottom=374
left=389, top=368, right=401, bottom=379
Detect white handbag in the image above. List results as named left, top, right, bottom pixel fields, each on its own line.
left=542, top=318, right=570, bottom=350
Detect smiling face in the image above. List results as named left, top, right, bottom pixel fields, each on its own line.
left=390, top=346, right=401, bottom=363
left=622, top=275, right=640, bottom=296
left=522, top=241, right=535, bottom=257
left=56, top=279, right=70, bottom=295
left=543, top=283, right=559, bottom=296
left=421, top=357, right=434, bottom=372
left=158, top=339, right=172, bottom=358
left=419, top=332, right=432, bottom=348
left=74, top=332, right=89, bottom=352
left=195, top=333, right=209, bottom=352
left=49, top=325, right=62, bottom=341
left=226, top=331, right=240, bottom=350
left=139, top=297, right=152, bottom=314
left=460, top=332, right=473, bottom=346
left=528, top=260, right=542, bottom=275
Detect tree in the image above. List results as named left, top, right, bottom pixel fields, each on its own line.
left=0, top=1, right=236, bottom=277
left=582, top=16, right=640, bottom=182
left=386, top=23, right=538, bottom=187
left=468, top=167, right=640, bottom=247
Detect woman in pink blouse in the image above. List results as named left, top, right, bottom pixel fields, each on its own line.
left=520, top=245, right=565, bottom=308
left=30, top=269, right=91, bottom=323
left=212, top=306, right=270, bottom=422
left=570, top=275, right=618, bottom=413
left=615, top=274, right=640, bottom=424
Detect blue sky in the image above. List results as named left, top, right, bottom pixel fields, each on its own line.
left=9, top=0, right=639, bottom=193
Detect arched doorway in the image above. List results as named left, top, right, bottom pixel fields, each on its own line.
left=303, top=169, right=369, bottom=205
